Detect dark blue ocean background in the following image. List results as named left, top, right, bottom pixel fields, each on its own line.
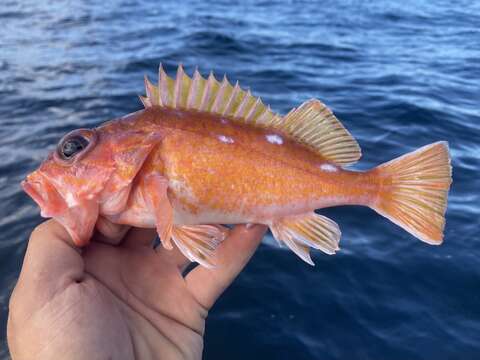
left=1, top=0, right=479, bottom=358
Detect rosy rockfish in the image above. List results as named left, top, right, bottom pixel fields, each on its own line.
left=22, top=65, right=452, bottom=267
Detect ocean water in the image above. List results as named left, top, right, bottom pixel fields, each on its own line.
left=1, top=0, right=479, bottom=358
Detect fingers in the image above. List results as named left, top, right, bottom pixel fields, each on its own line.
left=94, top=217, right=130, bottom=245
left=122, top=227, right=158, bottom=248
left=185, top=224, right=267, bottom=309
left=120, top=225, right=192, bottom=271
left=10, top=220, right=84, bottom=315
left=120, top=226, right=192, bottom=271
left=156, top=245, right=191, bottom=272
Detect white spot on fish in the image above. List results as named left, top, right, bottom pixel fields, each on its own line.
left=266, top=134, right=283, bottom=145
left=65, top=192, right=77, bottom=207
left=169, top=179, right=198, bottom=204
left=218, top=135, right=234, bottom=144
left=320, top=163, right=337, bottom=172
left=220, top=118, right=229, bottom=124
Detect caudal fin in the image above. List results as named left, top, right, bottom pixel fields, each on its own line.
left=372, top=141, right=452, bottom=244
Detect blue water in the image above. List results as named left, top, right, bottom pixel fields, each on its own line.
left=1, top=0, right=479, bottom=358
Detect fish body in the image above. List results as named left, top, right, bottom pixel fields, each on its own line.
left=23, top=65, right=452, bottom=266
left=108, top=107, right=375, bottom=227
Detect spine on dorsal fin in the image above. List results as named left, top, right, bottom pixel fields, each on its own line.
left=222, top=81, right=240, bottom=115
left=199, top=72, right=219, bottom=111
left=186, top=68, right=204, bottom=109
left=211, top=75, right=230, bottom=113
left=159, top=64, right=174, bottom=107
left=173, top=65, right=184, bottom=108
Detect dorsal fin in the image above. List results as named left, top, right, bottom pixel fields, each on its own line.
left=278, top=99, right=361, bottom=166
left=142, top=64, right=281, bottom=128
left=141, top=65, right=361, bottom=166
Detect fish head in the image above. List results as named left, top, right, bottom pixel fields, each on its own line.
left=22, top=127, right=115, bottom=244
left=22, top=112, right=161, bottom=246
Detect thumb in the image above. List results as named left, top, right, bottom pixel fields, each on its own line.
left=10, top=220, right=85, bottom=316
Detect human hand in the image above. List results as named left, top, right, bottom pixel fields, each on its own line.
left=7, top=219, right=267, bottom=360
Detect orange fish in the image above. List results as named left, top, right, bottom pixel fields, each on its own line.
left=23, top=65, right=452, bottom=267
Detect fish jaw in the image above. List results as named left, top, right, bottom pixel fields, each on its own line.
left=22, top=170, right=68, bottom=218
left=56, top=200, right=99, bottom=246
left=22, top=169, right=100, bottom=246
left=31, top=158, right=116, bottom=246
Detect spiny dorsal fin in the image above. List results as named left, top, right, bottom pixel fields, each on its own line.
left=142, top=65, right=360, bottom=166
left=278, top=99, right=361, bottom=166
left=142, top=64, right=281, bottom=128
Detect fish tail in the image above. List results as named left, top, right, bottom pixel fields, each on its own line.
left=370, top=141, right=452, bottom=244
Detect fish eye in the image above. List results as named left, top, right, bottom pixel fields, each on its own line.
left=54, top=128, right=97, bottom=163
left=60, top=136, right=89, bottom=159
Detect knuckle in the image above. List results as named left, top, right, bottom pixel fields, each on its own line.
left=30, top=221, right=50, bottom=240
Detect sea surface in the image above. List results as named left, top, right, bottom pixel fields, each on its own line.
left=1, top=0, right=479, bottom=359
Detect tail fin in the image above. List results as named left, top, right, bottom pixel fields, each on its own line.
left=371, top=141, right=452, bottom=244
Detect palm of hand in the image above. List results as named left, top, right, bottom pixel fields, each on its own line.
left=78, top=240, right=206, bottom=360
left=8, top=221, right=266, bottom=360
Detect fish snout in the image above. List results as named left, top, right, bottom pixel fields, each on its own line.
left=22, top=172, right=67, bottom=217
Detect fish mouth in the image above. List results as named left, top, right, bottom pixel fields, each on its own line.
left=22, top=179, right=46, bottom=210
left=22, top=172, right=67, bottom=217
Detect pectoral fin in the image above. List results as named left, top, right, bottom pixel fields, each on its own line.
left=172, top=224, right=229, bottom=268
left=141, top=173, right=228, bottom=266
left=142, top=173, right=174, bottom=250
left=269, top=212, right=341, bottom=265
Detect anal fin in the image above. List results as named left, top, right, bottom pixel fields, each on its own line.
left=172, top=225, right=229, bottom=268
left=269, top=212, right=341, bottom=265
